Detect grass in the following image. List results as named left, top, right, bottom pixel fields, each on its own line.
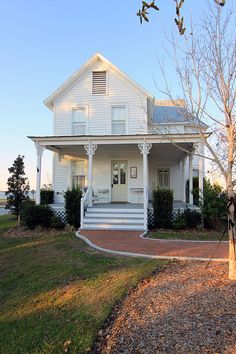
left=0, top=214, right=17, bottom=234
left=0, top=216, right=163, bottom=353
left=147, top=229, right=225, bottom=241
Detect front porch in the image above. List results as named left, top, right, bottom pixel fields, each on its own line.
left=29, top=134, right=205, bottom=231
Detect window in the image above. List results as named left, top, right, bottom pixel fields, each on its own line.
left=193, top=169, right=199, bottom=177
left=72, top=160, right=85, bottom=188
left=92, top=71, right=106, bottom=94
left=157, top=169, right=170, bottom=189
left=111, top=106, right=127, bottom=135
left=71, top=107, right=86, bottom=135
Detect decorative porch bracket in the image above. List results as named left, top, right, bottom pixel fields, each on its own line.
left=35, top=142, right=45, bottom=205
left=84, top=143, right=97, bottom=207
left=138, top=142, right=152, bottom=230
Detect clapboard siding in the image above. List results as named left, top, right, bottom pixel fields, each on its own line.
left=149, top=158, right=182, bottom=201
left=54, top=60, right=148, bottom=136
left=53, top=154, right=71, bottom=203
left=93, top=155, right=143, bottom=203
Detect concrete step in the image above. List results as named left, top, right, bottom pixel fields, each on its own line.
left=83, top=224, right=145, bottom=231
left=83, top=218, right=144, bottom=225
left=84, top=213, right=144, bottom=218
left=86, top=208, right=144, bottom=213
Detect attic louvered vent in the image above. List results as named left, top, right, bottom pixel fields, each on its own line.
left=92, top=71, right=106, bottom=94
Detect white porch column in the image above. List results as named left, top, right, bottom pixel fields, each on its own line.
left=84, top=143, right=97, bottom=207
left=35, top=142, right=45, bottom=205
left=198, top=143, right=204, bottom=202
left=138, top=142, right=152, bottom=230
left=182, top=156, right=186, bottom=203
left=189, top=154, right=193, bottom=204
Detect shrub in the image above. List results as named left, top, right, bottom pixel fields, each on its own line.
left=64, top=187, right=83, bottom=229
left=172, top=209, right=187, bottom=229
left=20, top=201, right=54, bottom=230
left=183, top=208, right=202, bottom=228
left=50, top=215, right=65, bottom=229
left=172, top=208, right=202, bottom=229
left=152, top=188, right=173, bottom=228
left=40, top=185, right=54, bottom=205
left=202, top=179, right=227, bottom=229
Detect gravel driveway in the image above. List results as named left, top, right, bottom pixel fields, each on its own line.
left=97, top=262, right=236, bottom=354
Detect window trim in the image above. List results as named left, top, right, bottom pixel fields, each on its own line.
left=91, top=70, right=108, bottom=95
left=157, top=168, right=170, bottom=189
left=70, top=105, right=88, bottom=136
left=110, top=104, right=128, bottom=135
left=71, top=159, right=86, bottom=188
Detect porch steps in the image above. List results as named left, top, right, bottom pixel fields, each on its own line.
left=83, top=207, right=145, bottom=230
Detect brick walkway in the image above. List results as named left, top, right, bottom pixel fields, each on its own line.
left=79, top=230, right=228, bottom=260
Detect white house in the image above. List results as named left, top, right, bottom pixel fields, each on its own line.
left=29, top=53, right=207, bottom=231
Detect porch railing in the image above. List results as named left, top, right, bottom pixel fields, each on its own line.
left=80, top=187, right=91, bottom=229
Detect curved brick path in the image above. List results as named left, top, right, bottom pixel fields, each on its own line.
left=78, top=230, right=228, bottom=261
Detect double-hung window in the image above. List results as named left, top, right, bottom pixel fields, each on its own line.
left=157, top=169, right=170, bottom=189
left=71, top=107, right=86, bottom=135
left=111, top=105, right=127, bottom=135
left=72, top=160, right=85, bottom=188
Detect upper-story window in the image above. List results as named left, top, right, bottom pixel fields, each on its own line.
left=92, top=71, right=107, bottom=94
left=71, top=107, right=87, bottom=135
left=111, top=105, right=127, bottom=135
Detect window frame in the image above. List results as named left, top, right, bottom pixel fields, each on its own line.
left=70, top=105, right=88, bottom=136
left=157, top=168, right=170, bottom=189
left=110, top=104, right=128, bottom=135
left=71, top=160, right=86, bottom=188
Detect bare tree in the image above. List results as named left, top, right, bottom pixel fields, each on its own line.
left=137, top=0, right=226, bottom=35
left=156, top=4, right=236, bottom=279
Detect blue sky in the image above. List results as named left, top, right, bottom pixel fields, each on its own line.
left=0, top=0, right=218, bottom=190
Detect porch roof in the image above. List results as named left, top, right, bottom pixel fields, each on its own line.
left=28, top=132, right=210, bottom=152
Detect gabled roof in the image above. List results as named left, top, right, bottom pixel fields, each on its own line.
left=44, top=52, right=154, bottom=110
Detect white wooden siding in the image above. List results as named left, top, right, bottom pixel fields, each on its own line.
left=149, top=158, right=183, bottom=201
left=53, top=154, right=72, bottom=203
left=53, top=151, right=185, bottom=203
left=54, top=60, right=148, bottom=136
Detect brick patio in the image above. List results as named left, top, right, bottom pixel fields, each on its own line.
left=79, top=230, right=228, bottom=260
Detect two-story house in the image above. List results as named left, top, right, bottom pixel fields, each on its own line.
left=29, top=53, right=207, bottom=231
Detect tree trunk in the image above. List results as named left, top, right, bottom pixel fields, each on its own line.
left=227, top=182, right=236, bottom=280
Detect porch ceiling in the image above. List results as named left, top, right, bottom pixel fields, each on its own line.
left=36, top=141, right=192, bottom=161
left=29, top=132, right=209, bottom=149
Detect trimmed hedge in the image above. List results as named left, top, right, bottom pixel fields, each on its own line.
left=40, top=188, right=54, bottom=205
left=152, top=188, right=173, bottom=228
left=64, top=187, right=83, bottom=229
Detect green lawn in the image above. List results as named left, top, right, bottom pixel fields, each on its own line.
left=0, top=214, right=17, bottom=234
left=0, top=215, right=163, bottom=353
left=147, top=229, right=225, bottom=241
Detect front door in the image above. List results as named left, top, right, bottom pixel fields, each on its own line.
left=111, top=161, right=128, bottom=202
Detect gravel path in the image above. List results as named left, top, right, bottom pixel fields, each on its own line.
left=97, top=262, right=236, bottom=354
